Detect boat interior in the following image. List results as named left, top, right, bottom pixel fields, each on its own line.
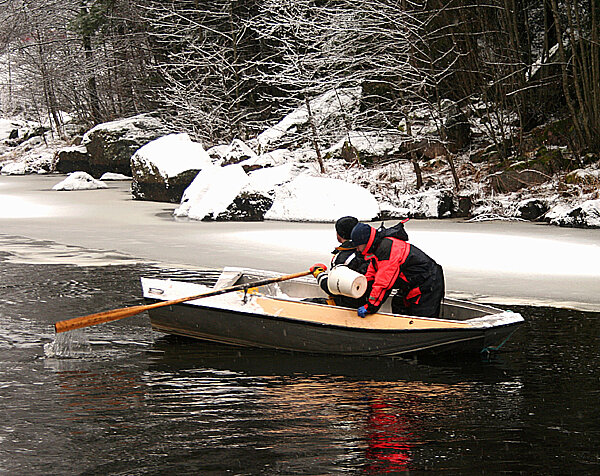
left=213, top=267, right=499, bottom=322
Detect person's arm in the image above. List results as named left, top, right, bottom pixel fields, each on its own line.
left=310, top=263, right=331, bottom=295
left=358, top=249, right=403, bottom=315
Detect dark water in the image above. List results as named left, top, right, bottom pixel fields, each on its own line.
left=0, top=256, right=599, bottom=475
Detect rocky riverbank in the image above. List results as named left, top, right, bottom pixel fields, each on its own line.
left=1, top=89, right=599, bottom=227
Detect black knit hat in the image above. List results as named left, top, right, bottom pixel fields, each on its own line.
left=349, top=223, right=373, bottom=247
left=335, top=216, right=358, bottom=240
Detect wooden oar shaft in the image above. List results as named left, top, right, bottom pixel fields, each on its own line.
left=54, top=270, right=311, bottom=334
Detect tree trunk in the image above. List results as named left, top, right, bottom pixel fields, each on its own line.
left=305, top=96, right=325, bottom=174
left=83, top=33, right=102, bottom=123
left=446, top=153, right=460, bottom=192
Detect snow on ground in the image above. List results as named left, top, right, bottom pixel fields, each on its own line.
left=0, top=142, right=57, bottom=175
left=256, top=87, right=361, bottom=152
left=265, top=175, right=379, bottom=222
left=52, top=172, right=108, bottom=191
left=0, top=118, right=24, bottom=139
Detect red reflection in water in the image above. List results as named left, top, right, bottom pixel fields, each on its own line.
left=364, top=398, right=413, bottom=473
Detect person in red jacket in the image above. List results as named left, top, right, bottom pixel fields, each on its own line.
left=349, top=222, right=445, bottom=318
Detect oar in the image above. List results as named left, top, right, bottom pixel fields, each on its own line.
left=54, top=270, right=312, bottom=334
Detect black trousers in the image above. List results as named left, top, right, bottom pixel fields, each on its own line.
left=391, top=265, right=445, bottom=318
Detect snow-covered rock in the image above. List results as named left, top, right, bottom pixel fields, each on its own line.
left=256, top=87, right=362, bottom=153
left=174, top=164, right=250, bottom=220
left=100, top=172, right=132, bottom=181
left=387, top=189, right=455, bottom=219
left=216, top=191, right=274, bottom=221
left=206, top=144, right=230, bottom=163
left=81, top=114, right=170, bottom=177
left=264, top=175, right=379, bottom=222
left=130, top=133, right=211, bottom=202
left=236, top=148, right=293, bottom=172
left=516, top=198, right=548, bottom=220
left=221, top=139, right=259, bottom=167
left=52, top=172, right=108, bottom=191
left=0, top=148, right=55, bottom=175
left=247, top=163, right=295, bottom=194
left=548, top=199, right=600, bottom=228
left=55, top=145, right=91, bottom=174
left=565, top=167, right=600, bottom=185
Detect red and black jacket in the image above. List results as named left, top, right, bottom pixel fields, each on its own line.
left=360, top=227, right=439, bottom=314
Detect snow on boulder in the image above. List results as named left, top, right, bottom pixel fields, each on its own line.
left=81, top=113, right=170, bottom=178
left=256, top=87, right=362, bottom=153
left=217, top=164, right=297, bottom=221
left=131, top=133, right=212, bottom=203
left=174, top=164, right=250, bottom=220
left=549, top=199, right=600, bottom=228
left=565, top=167, right=600, bottom=185
left=100, top=172, right=132, bottom=181
left=221, top=139, right=259, bottom=167
left=247, top=163, right=295, bottom=194
left=264, top=175, right=379, bottom=222
left=52, top=172, right=108, bottom=191
left=206, top=144, right=230, bottom=164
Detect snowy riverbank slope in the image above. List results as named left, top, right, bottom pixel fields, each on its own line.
left=1, top=98, right=598, bottom=228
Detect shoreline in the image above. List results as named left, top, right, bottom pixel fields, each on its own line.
left=1, top=174, right=599, bottom=312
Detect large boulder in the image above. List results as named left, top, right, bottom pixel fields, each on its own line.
left=264, top=175, right=379, bottom=222
left=324, top=130, right=406, bottom=165
left=214, top=192, right=274, bottom=221
left=174, top=163, right=298, bottom=222
left=488, top=169, right=549, bottom=193
left=549, top=199, right=600, bottom=228
left=130, top=133, right=212, bottom=202
left=174, top=164, right=251, bottom=220
left=221, top=139, right=259, bottom=167
left=54, top=145, right=91, bottom=174
left=516, top=198, right=549, bottom=221
left=82, top=114, right=170, bottom=178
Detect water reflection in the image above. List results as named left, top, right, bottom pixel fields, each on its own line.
left=1, top=255, right=598, bottom=474
left=364, top=396, right=413, bottom=472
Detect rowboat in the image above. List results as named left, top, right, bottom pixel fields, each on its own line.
left=141, top=267, right=524, bottom=357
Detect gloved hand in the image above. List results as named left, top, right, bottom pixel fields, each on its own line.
left=357, top=305, right=368, bottom=318
left=310, top=263, right=327, bottom=278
